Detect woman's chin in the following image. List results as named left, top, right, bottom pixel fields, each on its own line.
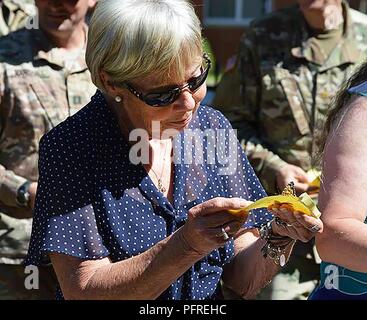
left=171, top=116, right=192, bottom=131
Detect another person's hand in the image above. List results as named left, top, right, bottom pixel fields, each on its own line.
left=268, top=203, right=324, bottom=242
left=4, top=182, right=38, bottom=219
left=276, top=164, right=309, bottom=195
left=180, top=197, right=252, bottom=256
left=29, top=182, right=38, bottom=210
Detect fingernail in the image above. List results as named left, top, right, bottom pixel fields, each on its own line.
left=238, top=199, right=250, bottom=207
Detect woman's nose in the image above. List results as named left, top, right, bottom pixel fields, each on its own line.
left=173, top=90, right=196, bottom=111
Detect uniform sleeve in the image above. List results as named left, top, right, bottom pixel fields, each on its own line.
left=215, top=28, right=287, bottom=195
left=212, top=56, right=242, bottom=113
left=0, top=62, right=29, bottom=212
left=25, top=132, right=110, bottom=266
left=215, top=110, right=273, bottom=229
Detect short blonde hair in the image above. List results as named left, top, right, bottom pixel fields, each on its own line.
left=86, top=0, right=203, bottom=91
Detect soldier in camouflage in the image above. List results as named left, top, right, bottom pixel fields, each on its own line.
left=0, top=0, right=35, bottom=36
left=214, top=0, right=367, bottom=299
left=0, top=0, right=97, bottom=299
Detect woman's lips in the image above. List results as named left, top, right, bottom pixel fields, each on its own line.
left=171, top=114, right=192, bottom=127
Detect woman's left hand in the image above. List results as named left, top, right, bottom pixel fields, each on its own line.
left=268, top=203, right=324, bottom=242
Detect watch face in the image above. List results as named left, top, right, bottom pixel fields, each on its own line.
left=18, top=192, right=29, bottom=206
left=280, top=254, right=286, bottom=267
left=24, top=191, right=30, bottom=203
left=17, top=183, right=31, bottom=207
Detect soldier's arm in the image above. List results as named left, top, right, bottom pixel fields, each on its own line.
left=0, top=62, right=32, bottom=218
left=216, top=29, right=287, bottom=194
left=212, top=55, right=242, bottom=112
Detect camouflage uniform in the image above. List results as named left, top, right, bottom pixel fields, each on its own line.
left=214, top=2, right=367, bottom=300
left=0, top=27, right=96, bottom=299
left=0, top=0, right=35, bottom=36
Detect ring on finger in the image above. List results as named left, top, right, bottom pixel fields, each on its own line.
left=216, top=227, right=230, bottom=241
left=275, top=217, right=294, bottom=228
left=308, top=224, right=321, bottom=233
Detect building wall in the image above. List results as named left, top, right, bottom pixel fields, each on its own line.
left=273, top=0, right=297, bottom=9
left=193, top=0, right=364, bottom=73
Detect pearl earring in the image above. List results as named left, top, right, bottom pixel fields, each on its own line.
left=115, top=96, right=122, bottom=103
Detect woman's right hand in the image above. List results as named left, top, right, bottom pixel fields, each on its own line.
left=179, top=197, right=252, bottom=256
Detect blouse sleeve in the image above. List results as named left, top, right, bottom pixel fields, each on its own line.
left=25, top=129, right=110, bottom=266
left=215, top=109, right=273, bottom=229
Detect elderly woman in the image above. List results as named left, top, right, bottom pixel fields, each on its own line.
left=309, top=63, right=367, bottom=300
left=25, top=0, right=322, bottom=300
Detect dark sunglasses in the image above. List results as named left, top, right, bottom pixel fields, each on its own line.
left=122, top=53, right=211, bottom=107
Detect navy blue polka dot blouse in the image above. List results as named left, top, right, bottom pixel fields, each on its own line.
left=25, top=90, right=273, bottom=300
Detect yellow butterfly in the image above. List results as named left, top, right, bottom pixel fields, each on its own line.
left=227, top=181, right=321, bottom=219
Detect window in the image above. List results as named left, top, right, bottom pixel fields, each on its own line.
left=359, top=0, right=367, bottom=13
left=204, top=0, right=272, bottom=26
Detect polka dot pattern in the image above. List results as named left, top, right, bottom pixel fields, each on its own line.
left=25, top=90, right=273, bottom=300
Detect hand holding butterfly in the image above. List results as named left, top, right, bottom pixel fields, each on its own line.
left=268, top=203, right=323, bottom=242
left=261, top=181, right=323, bottom=243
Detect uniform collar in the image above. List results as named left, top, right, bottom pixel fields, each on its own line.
left=32, top=25, right=88, bottom=73
left=291, top=1, right=362, bottom=70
